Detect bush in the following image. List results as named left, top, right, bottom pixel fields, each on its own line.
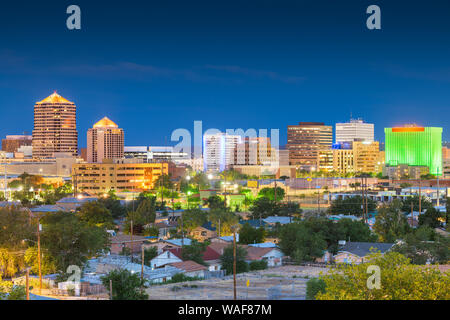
left=306, top=278, right=326, bottom=300
left=249, top=260, right=268, bottom=271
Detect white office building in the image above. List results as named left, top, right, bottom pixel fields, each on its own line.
left=203, top=133, right=242, bottom=172
left=335, top=119, right=374, bottom=144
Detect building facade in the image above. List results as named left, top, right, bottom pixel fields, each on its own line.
left=72, top=159, right=173, bottom=194
left=332, top=141, right=381, bottom=174
left=385, top=126, right=443, bottom=176
left=203, top=133, right=242, bottom=172
left=287, top=122, right=333, bottom=171
left=32, top=92, right=78, bottom=158
left=335, top=119, right=374, bottom=143
left=87, top=117, right=124, bottom=163
left=2, top=135, right=32, bottom=153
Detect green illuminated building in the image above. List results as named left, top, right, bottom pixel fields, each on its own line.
left=384, top=126, right=443, bottom=176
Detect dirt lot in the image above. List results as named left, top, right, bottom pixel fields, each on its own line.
left=146, top=265, right=329, bottom=300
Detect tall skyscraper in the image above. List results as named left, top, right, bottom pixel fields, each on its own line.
left=87, top=117, right=124, bottom=163
left=335, top=119, right=374, bottom=144
left=203, top=133, right=242, bottom=172
left=287, top=122, right=333, bottom=171
left=385, top=126, right=443, bottom=175
left=32, top=92, right=78, bottom=158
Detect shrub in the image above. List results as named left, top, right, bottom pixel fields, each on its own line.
left=306, top=278, right=326, bottom=300
left=249, top=260, right=268, bottom=271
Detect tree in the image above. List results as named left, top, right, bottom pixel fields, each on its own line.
left=143, top=247, right=158, bottom=266
left=331, top=219, right=377, bottom=253
left=24, top=246, right=57, bottom=276
left=418, top=207, right=444, bottom=228
left=220, top=245, right=248, bottom=275
left=316, top=252, right=450, bottom=300
left=40, top=212, right=110, bottom=275
left=279, top=202, right=302, bottom=218
left=203, top=195, right=226, bottom=210
left=373, top=200, right=410, bottom=242
left=0, top=206, right=35, bottom=278
left=249, top=260, right=267, bottom=271
left=278, top=221, right=327, bottom=262
left=401, top=195, right=432, bottom=213
left=101, top=269, right=148, bottom=300
left=291, top=224, right=327, bottom=262
left=328, top=195, right=377, bottom=216
left=249, top=197, right=280, bottom=220
left=98, top=192, right=126, bottom=219
left=0, top=205, right=35, bottom=250
left=78, top=201, right=114, bottom=229
left=0, top=281, right=26, bottom=300
left=181, top=240, right=207, bottom=266
left=306, top=278, right=326, bottom=300
left=179, top=208, right=207, bottom=234
left=392, top=226, right=449, bottom=264
left=124, top=197, right=156, bottom=235
left=258, top=187, right=285, bottom=201
left=207, top=209, right=239, bottom=236
left=238, top=223, right=265, bottom=244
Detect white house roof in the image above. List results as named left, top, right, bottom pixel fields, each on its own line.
left=263, top=216, right=292, bottom=225
left=163, top=238, right=192, bottom=247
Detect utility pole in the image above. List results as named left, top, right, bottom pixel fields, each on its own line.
left=274, top=180, right=277, bottom=202
left=109, top=279, right=113, bottom=300
left=37, top=216, right=42, bottom=295
left=130, top=220, right=133, bottom=263
left=26, top=268, right=30, bottom=300
left=141, top=245, right=144, bottom=292
left=181, top=210, right=184, bottom=247
left=419, top=180, right=422, bottom=214
left=218, top=218, right=221, bottom=237
left=436, top=167, right=440, bottom=207
left=233, top=231, right=237, bottom=300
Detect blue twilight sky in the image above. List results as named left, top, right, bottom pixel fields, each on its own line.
left=0, top=0, right=449, bottom=149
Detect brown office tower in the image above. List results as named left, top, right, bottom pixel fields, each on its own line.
left=87, top=117, right=124, bottom=163
left=287, top=122, right=333, bottom=171
left=2, top=135, right=32, bottom=152
left=32, top=92, right=78, bottom=158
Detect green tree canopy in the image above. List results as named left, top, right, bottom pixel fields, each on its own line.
left=101, top=269, right=148, bottom=300
left=40, top=212, right=110, bottom=274
left=373, top=200, right=410, bottom=242
left=181, top=240, right=207, bottom=266
left=207, top=209, right=239, bottom=236
left=418, top=207, right=444, bottom=228
left=328, top=195, right=377, bottom=216
left=249, top=197, right=280, bottom=220
left=316, top=252, right=450, bottom=300
left=258, top=187, right=285, bottom=201
left=220, top=244, right=248, bottom=275
left=238, top=223, right=265, bottom=245
left=78, top=201, right=114, bottom=229
left=401, top=195, right=433, bottom=213
left=179, top=208, right=207, bottom=234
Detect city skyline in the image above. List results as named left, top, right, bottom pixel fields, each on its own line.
left=1, top=1, right=450, bottom=147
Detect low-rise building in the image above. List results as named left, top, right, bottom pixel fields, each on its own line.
left=72, top=159, right=174, bottom=194
left=334, top=241, right=395, bottom=264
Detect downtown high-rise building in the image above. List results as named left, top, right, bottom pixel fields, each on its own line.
left=335, top=119, right=374, bottom=144
left=287, top=122, right=333, bottom=171
left=32, top=92, right=78, bottom=158
left=203, top=133, right=242, bottom=172
left=87, top=117, right=124, bottom=163
left=385, top=126, right=443, bottom=175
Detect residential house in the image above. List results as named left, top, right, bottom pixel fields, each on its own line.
left=169, top=260, right=208, bottom=278
left=150, top=250, right=182, bottom=269
left=168, top=246, right=222, bottom=272
left=153, top=220, right=178, bottom=239
left=334, top=241, right=395, bottom=264
left=245, top=246, right=284, bottom=267
left=56, top=196, right=98, bottom=212
left=109, top=234, right=148, bottom=254
left=263, top=216, right=293, bottom=226
left=210, top=234, right=239, bottom=244
left=190, top=222, right=217, bottom=241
